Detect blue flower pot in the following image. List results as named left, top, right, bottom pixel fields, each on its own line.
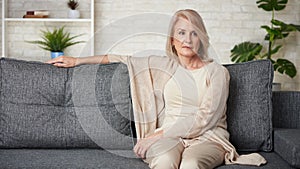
left=51, top=52, right=64, bottom=59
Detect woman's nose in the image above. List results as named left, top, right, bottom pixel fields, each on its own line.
left=184, top=34, right=192, bottom=43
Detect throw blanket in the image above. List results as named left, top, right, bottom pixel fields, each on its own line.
left=108, top=54, right=267, bottom=166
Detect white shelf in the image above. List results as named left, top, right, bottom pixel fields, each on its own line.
left=5, top=18, right=92, bottom=22
left=1, top=0, right=95, bottom=58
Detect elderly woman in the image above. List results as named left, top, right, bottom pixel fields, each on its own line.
left=47, top=9, right=266, bottom=169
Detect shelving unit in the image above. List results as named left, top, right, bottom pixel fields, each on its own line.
left=4, top=18, right=93, bottom=22
left=1, top=0, right=94, bottom=59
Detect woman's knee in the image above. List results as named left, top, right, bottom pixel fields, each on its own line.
left=146, top=138, right=183, bottom=169
left=180, top=145, right=224, bottom=169
left=180, top=158, right=209, bottom=169
left=180, top=154, right=224, bottom=169
left=148, top=152, right=180, bottom=169
left=180, top=141, right=225, bottom=169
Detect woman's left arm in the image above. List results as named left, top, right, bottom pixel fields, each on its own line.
left=164, top=65, right=230, bottom=138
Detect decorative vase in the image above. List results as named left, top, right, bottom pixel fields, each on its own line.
left=51, top=51, right=64, bottom=59
left=68, top=10, right=80, bottom=19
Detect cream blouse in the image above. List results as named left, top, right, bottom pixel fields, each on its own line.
left=158, top=62, right=230, bottom=147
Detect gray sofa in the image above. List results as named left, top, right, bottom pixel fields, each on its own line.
left=0, top=58, right=299, bottom=169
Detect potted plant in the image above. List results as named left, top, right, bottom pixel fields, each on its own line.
left=68, top=0, right=80, bottom=19
left=230, top=0, right=300, bottom=81
left=27, top=26, right=84, bottom=59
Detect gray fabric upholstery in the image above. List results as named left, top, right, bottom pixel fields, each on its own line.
left=0, top=149, right=148, bottom=169
left=0, top=58, right=134, bottom=149
left=224, top=60, right=273, bottom=152
left=1, top=58, right=297, bottom=169
left=216, top=152, right=294, bottom=169
left=274, top=129, right=300, bottom=168
left=272, top=91, right=300, bottom=128
left=0, top=149, right=293, bottom=169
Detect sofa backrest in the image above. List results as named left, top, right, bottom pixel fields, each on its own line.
left=0, top=58, right=134, bottom=150
left=224, top=60, right=273, bottom=152
left=0, top=58, right=274, bottom=152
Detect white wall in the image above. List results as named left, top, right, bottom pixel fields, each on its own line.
left=1, top=0, right=300, bottom=90
left=0, top=0, right=2, bottom=55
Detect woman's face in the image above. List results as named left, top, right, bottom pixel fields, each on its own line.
left=172, top=18, right=201, bottom=59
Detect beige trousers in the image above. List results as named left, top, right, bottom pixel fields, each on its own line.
left=145, top=138, right=225, bottom=169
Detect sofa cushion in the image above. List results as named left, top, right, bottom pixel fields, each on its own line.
left=0, top=58, right=134, bottom=149
left=216, top=152, right=294, bottom=169
left=274, top=128, right=300, bottom=168
left=0, top=149, right=148, bottom=169
left=69, top=63, right=135, bottom=149
left=0, top=149, right=293, bottom=169
left=224, top=60, right=273, bottom=152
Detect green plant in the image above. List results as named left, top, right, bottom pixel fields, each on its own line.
left=230, top=0, right=300, bottom=78
left=68, top=0, right=79, bottom=10
left=27, top=26, right=84, bottom=52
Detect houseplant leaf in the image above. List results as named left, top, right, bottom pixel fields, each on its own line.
left=261, top=45, right=282, bottom=58
left=231, top=1, right=298, bottom=79
left=272, top=19, right=300, bottom=32
left=290, top=24, right=300, bottom=31
left=68, top=0, right=79, bottom=10
left=273, top=58, right=297, bottom=78
left=261, top=25, right=287, bottom=40
left=230, top=42, right=263, bottom=63
left=256, top=0, right=288, bottom=11
left=26, top=26, right=84, bottom=52
left=263, top=20, right=300, bottom=40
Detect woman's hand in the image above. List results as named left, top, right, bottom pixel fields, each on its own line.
left=46, top=56, right=78, bottom=68
left=133, top=130, right=163, bottom=159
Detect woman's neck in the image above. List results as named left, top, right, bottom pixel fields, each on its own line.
left=179, top=55, right=204, bottom=70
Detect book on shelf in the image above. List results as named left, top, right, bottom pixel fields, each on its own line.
left=23, top=10, right=49, bottom=18
left=23, top=15, right=48, bottom=18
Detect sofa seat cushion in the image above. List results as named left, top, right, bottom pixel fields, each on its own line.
left=274, top=128, right=300, bottom=168
left=0, top=150, right=293, bottom=169
left=0, top=149, right=148, bottom=169
left=216, top=152, right=294, bottom=169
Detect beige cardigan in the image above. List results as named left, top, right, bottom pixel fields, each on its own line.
left=108, top=54, right=267, bottom=166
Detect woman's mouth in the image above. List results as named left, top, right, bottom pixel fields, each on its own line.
left=182, top=46, right=192, bottom=49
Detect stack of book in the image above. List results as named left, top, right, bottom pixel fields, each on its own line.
left=23, top=10, right=49, bottom=18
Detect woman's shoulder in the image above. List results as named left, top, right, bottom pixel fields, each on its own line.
left=205, top=61, right=230, bottom=79
left=205, top=60, right=225, bottom=71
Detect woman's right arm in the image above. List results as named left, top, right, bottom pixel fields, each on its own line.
left=46, top=55, right=109, bottom=68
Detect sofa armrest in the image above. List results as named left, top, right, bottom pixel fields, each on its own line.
left=273, top=92, right=300, bottom=168
left=272, top=91, right=300, bottom=129
left=274, top=128, right=300, bottom=168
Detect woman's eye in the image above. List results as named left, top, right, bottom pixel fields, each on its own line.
left=192, top=31, right=197, bottom=37
left=178, top=31, right=185, bottom=35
